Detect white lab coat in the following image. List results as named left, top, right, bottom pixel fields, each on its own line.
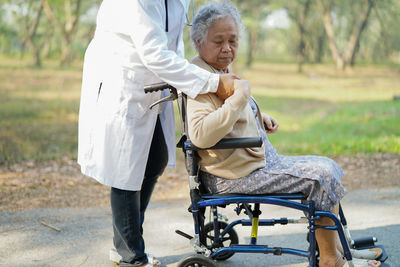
left=78, top=0, right=219, bottom=190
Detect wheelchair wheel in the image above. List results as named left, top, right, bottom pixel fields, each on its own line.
left=201, top=221, right=239, bottom=261
left=177, top=254, right=217, bottom=267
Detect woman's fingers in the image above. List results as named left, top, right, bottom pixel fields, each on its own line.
left=270, top=117, right=279, bottom=132
left=264, top=118, right=273, bottom=130
left=263, top=114, right=279, bottom=134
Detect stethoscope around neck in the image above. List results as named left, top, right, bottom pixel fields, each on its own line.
left=164, top=0, right=194, bottom=32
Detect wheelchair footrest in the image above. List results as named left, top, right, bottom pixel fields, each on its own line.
left=351, top=236, right=389, bottom=263
left=375, top=245, right=388, bottom=263
left=352, top=244, right=388, bottom=263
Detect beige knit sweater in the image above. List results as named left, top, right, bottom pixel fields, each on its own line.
left=187, top=56, right=266, bottom=179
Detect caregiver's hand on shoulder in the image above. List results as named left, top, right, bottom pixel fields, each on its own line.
left=262, top=113, right=279, bottom=134
left=216, top=73, right=240, bottom=100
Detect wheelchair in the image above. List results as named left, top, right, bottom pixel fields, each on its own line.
left=144, top=83, right=389, bottom=267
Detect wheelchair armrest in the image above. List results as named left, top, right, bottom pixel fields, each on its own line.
left=184, top=137, right=262, bottom=150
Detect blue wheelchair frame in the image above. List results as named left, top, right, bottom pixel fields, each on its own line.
left=183, top=140, right=351, bottom=266
left=144, top=83, right=387, bottom=267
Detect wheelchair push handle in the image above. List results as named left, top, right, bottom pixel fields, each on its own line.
left=144, top=82, right=178, bottom=109
left=144, top=82, right=177, bottom=94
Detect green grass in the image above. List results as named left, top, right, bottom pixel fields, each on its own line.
left=242, top=62, right=400, bottom=155
left=0, top=57, right=82, bottom=164
left=0, top=57, right=399, bottom=165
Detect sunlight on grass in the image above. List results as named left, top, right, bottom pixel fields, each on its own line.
left=241, top=62, right=399, bottom=102
left=0, top=58, right=399, bottom=165
left=237, top=62, right=400, bottom=156
left=0, top=59, right=82, bottom=164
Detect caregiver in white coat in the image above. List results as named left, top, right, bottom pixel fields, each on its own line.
left=78, top=0, right=238, bottom=266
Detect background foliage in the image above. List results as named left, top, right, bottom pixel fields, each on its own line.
left=1, top=0, right=399, bottom=68
left=0, top=0, right=399, bottom=166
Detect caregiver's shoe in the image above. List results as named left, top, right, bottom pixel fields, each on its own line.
left=110, top=248, right=161, bottom=266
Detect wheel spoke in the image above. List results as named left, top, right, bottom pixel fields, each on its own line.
left=221, top=237, right=231, bottom=242
left=200, top=221, right=238, bottom=261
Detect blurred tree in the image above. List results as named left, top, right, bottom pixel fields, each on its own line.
left=182, top=0, right=208, bottom=59
left=283, top=0, right=311, bottom=72
left=316, top=0, right=375, bottom=70
left=304, top=9, right=326, bottom=64
left=233, top=0, right=270, bottom=67
left=22, top=0, right=45, bottom=67
left=41, top=20, right=55, bottom=59
left=42, top=0, right=82, bottom=66
left=363, top=0, right=400, bottom=64
left=1, top=0, right=398, bottom=67
left=2, top=0, right=46, bottom=66
left=0, top=3, right=18, bottom=54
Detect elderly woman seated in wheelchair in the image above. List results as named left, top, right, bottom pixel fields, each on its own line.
left=181, top=2, right=384, bottom=267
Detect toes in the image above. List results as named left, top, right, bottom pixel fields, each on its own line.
left=370, top=248, right=382, bottom=258
left=367, top=260, right=381, bottom=267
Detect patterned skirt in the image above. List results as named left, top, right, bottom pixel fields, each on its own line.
left=200, top=154, right=346, bottom=211
left=199, top=100, right=346, bottom=212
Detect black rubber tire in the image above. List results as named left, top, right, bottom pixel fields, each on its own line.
left=200, top=221, right=239, bottom=261
left=177, top=254, right=217, bottom=267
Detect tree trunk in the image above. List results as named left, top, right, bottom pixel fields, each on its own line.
left=317, top=0, right=375, bottom=70
left=373, top=8, right=392, bottom=62
left=25, top=39, right=41, bottom=67
left=23, top=0, right=45, bottom=67
left=349, top=0, right=375, bottom=66
left=60, top=36, right=73, bottom=66
left=315, top=34, right=325, bottom=63
left=296, top=0, right=311, bottom=73
left=43, top=0, right=82, bottom=66
left=246, top=29, right=258, bottom=68
left=42, top=26, right=54, bottom=58
left=317, top=0, right=346, bottom=70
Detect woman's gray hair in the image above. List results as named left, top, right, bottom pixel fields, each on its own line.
left=190, top=1, right=244, bottom=51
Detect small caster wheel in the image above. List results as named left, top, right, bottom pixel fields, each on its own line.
left=177, top=254, right=217, bottom=267
left=201, top=221, right=238, bottom=261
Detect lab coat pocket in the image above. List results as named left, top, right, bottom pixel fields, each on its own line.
left=96, top=82, right=103, bottom=102
left=122, top=68, right=159, bottom=120
left=96, top=80, right=121, bottom=117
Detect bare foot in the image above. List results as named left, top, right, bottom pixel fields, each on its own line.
left=351, top=248, right=383, bottom=260
left=319, top=252, right=346, bottom=267
left=337, top=258, right=381, bottom=267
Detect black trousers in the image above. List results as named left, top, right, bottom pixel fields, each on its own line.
left=110, top=117, right=168, bottom=265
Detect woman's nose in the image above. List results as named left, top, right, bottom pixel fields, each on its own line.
left=221, top=42, right=232, bottom=52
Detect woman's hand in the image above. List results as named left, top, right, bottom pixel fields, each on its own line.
left=262, top=113, right=279, bottom=134
left=216, top=73, right=240, bottom=100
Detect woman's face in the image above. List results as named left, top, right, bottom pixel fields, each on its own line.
left=197, top=16, right=239, bottom=72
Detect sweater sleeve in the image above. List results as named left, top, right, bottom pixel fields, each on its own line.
left=188, top=80, right=250, bottom=148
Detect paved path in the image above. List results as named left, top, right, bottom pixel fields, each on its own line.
left=1, top=188, right=399, bottom=267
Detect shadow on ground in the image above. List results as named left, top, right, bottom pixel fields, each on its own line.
left=1, top=189, right=399, bottom=267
